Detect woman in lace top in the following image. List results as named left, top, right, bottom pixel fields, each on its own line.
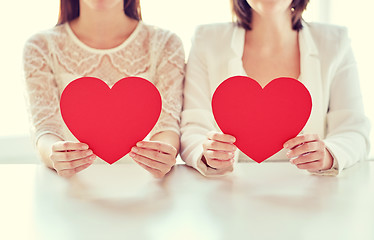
left=23, top=0, right=185, bottom=178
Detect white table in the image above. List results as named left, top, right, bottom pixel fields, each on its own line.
left=1, top=160, right=374, bottom=240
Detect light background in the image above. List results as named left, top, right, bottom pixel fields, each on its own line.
left=0, top=0, right=373, bottom=158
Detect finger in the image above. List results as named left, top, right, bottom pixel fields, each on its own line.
left=57, top=161, right=94, bottom=178
left=130, top=152, right=169, bottom=171
left=283, top=134, right=320, bottom=149
left=51, top=149, right=93, bottom=162
left=295, top=160, right=323, bottom=171
left=134, top=160, right=165, bottom=178
left=52, top=141, right=89, bottom=152
left=203, top=140, right=237, bottom=152
left=207, top=131, right=236, bottom=143
left=205, top=150, right=235, bottom=161
left=287, top=141, right=323, bottom=158
left=53, top=154, right=96, bottom=171
left=206, top=158, right=234, bottom=169
left=131, top=147, right=175, bottom=165
left=136, top=141, right=177, bottom=155
left=290, top=152, right=323, bottom=165
left=74, top=162, right=94, bottom=174
left=57, top=169, right=75, bottom=178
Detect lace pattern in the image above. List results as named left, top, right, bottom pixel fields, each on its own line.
left=23, top=21, right=185, bottom=144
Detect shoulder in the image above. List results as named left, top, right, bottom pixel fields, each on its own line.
left=190, top=22, right=238, bottom=55
left=302, top=22, right=350, bottom=51
left=194, top=22, right=237, bottom=37
left=301, top=22, right=353, bottom=63
left=192, top=22, right=237, bottom=45
left=140, top=22, right=185, bottom=68
left=141, top=22, right=184, bottom=50
left=24, top=24, right=67, bottom=56
left=304, top=22, right=348, bottom=39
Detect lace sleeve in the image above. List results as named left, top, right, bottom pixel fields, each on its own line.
left=23, top=34, right=65, bottom=146
left=150, top=33, right=185, bottom=137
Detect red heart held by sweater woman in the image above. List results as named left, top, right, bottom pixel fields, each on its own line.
left=212, top=76, right=312, bottom=163
left=60, top=77, right=162, bottom=164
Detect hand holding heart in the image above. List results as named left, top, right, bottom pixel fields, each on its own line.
left=60, top=77, right=162, bottom=165
left=50, top=141, right=97, bottom=178
left=212, top=76, right=313, bottom=165
left=202, top=131, right=237, bottom=170
left=210, top=75, right=334, bottom=172
left=60, top=76, right=177, bottom=178
left=129, top=140, right=177, bottom=178
left=284, top=134, right=334, bottom=172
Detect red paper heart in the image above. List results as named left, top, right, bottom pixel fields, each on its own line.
left=60, top=77, right=161, bottom=164
left=212, top=76, right=312, bottom=163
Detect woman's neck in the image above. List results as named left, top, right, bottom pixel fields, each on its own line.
left=69, top=2, right=138, bottom=49
left=246, top=10, right=297, bottom=53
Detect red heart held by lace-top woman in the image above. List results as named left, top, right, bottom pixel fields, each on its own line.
left=60, top=77, right=162, bottom=164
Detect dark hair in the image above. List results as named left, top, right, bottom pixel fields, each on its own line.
left=231, top=0, right=309, bottom=31
left=57, top=0, right=141, bottom=25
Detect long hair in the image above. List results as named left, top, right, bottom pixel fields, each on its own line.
left=57, top=0, right=141, bottom=25
left=231, top=0, right=309, bottom=30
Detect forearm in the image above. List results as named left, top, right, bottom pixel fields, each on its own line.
left=150, top=131, right=180, bottom=156
left=36, top=133, right=64, bottom=169
left=324, top=131, right=369, bottom=171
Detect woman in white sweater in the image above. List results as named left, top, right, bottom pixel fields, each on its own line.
left=180, top=0, right=370, bottom=176
left=23, top=0, right=185, bottom=178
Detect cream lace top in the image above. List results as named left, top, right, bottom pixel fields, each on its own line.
left=23, top=21, right=185, bottom=160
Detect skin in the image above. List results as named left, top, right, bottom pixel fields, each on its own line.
left=129, top=131, right=179, bottom=179
left=69, top=0, right=138, bottom=49
left=37, top=0, right=179, bottom=178
left=202, top=132, right=237, bottom=170
left=37, top=134, right=96, bottom=178
left=243, top=0, right=300, bottom=87
left=203, top=0, right=333, bottom=172
left=284, top=134, right=333, bottom=172
left=82, top=0, right=123, bottom=11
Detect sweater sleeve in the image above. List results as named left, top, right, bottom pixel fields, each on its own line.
left=150, top=32, right=185, bottom=137
left=322, top=28, right=371, bottom=175
left=180, top=26, right=235, bottom=176
left=23, top=34, right=65, bottom=146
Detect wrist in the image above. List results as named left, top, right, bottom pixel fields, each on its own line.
left=322, top=148, right=334, bottom=170
left=201, top=155, right=217, bottom=169
left=37, top=134, right=64, bottom=170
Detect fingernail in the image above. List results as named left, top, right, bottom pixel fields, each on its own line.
left=137, top=142, right=143, bottom=147
left=88, top=150, right=93, bottom=155
left=90, top=155, right=96, bottom=160
left=132, top=147, right=138, bottom=153
left=232, top=137, right=236, bottom=142
left=284, top=143, right=288, bottom=148
left=129, top=152, right=135, bottom=157
left=82, top=144, right=89, bottom=150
